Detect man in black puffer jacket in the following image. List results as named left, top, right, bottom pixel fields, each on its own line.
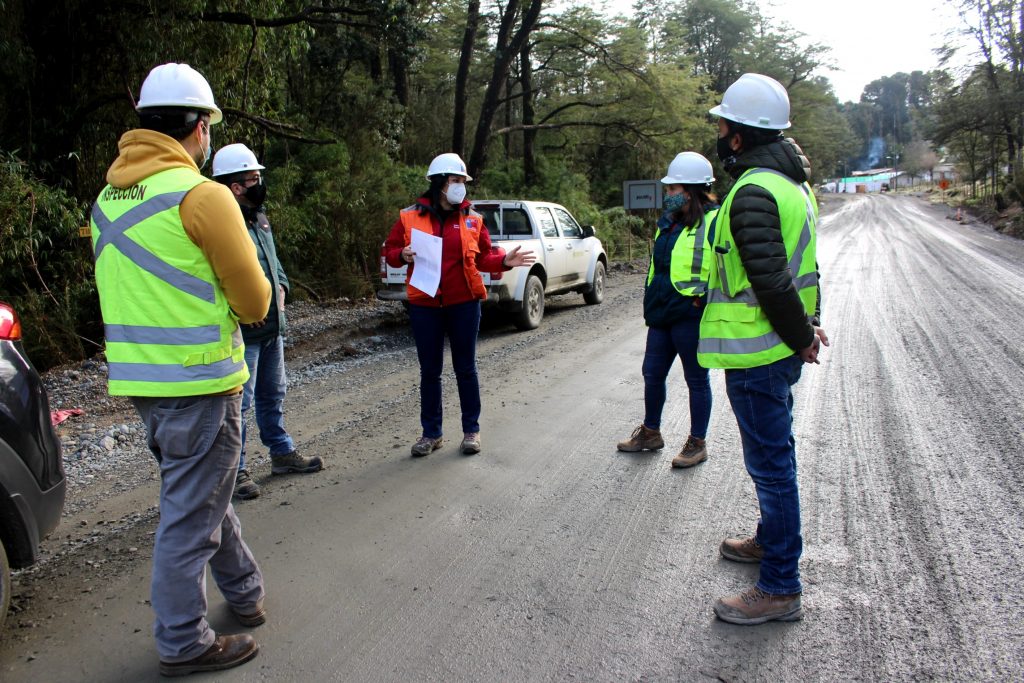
left=698, top=73, right=829, bottom=625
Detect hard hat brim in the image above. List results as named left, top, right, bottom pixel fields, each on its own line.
left=212, top=162, right=265, bottom=177
left=136, top=102, right=224, bottom=125
left=708, top=104, right=790, bottom=130
left=425, top=171, right=473, bottom=181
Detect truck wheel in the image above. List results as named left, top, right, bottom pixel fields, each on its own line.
left=514, top=275, right=545, bottom=330
left=584, top=261, right=606, bottom=305
left=0, top=542, right=9, bottom=630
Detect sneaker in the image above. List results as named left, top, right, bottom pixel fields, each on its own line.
left=159, top=634, right=259, bottom=677
left=616, top=424, right=664, bottom=452
left=270, top=451, right=323, bottom=475
left=233, top=469, right=260, bottom=500
left=671, top=436, right=708, bottom=468
left=461, top=432, right=481, bottom=454
left=231, top=599, right=266, bottom=627
left=713, top=586, right=803, bottom=625
left=411, top=436, right=443, bottom=457
left=719, top=536, right=764, bottom=564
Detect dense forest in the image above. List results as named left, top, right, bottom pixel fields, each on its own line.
left=0, top=0, right=1021, bottom=369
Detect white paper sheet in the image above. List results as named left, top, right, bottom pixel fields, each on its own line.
left=408, top=230, right=443, bottom=298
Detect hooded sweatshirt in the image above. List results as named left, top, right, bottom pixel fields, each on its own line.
left=104, top=129, right=271, bottom=325
left=725, top=136, right=820, bottom=352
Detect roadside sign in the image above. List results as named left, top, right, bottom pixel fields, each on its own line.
left=939, top=179, right=950, bottom=190
left=78, top=226, right=91, bottom=238
left=623, top=180, right=661, bottom=210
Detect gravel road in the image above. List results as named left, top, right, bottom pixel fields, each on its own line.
left=1, top=193, right=1022, bottom=681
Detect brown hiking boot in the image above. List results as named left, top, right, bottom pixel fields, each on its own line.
left=159, top=634, right=259, bottom=677
left=270, top=451, right=323, bottom=475
left=411, top=436, right=443, bottom=457
left=720, top=536, right=764, bottom=564
left=232, top=469, right=260, bottom=500
left=713, top=586, right=803, bottom=625
left=617, top=424, right=664, bottom=452
left=671, top=436, right=708, bottom=468
left=231, top=599, right=266, bottom=627
left=461, top=432, right=481, bottom=455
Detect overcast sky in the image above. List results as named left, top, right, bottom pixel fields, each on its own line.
left=600, top=0, right=972, bottom=102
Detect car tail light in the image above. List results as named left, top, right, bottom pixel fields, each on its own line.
left=0, top=302, right=23, bottom=341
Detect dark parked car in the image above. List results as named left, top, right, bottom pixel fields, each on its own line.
left=0, top=302, right=66, bottom=628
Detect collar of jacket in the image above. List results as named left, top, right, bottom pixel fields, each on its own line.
left=728, top=137, right=811, bottom=184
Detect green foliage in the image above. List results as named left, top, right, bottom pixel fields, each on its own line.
left=596, top=207, right=651, bottom=262
left=0, top=154, right=94, bottom=368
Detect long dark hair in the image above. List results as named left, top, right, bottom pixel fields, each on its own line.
left=672, top=185, right=717, bottom=229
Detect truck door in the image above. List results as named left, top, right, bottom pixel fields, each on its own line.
left=533, top=206, right=571, bottom=285
left=551, top=206, right=586, bottom=285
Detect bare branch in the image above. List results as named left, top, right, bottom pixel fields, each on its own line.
left=221, top=108, right=335, bottom=144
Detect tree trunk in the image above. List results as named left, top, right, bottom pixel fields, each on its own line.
left=467, top=0, right=543, bottom=179
left=504, top=74, right=513, bottom=160
left=521, top=33, right=537, bottom=187
left=453, top=0, right=481, bottom=156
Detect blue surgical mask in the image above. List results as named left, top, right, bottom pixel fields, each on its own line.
left=663, top=192, right=686, bottom=213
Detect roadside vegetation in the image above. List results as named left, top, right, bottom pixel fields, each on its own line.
left=0, top=0, right=1020, bottom=369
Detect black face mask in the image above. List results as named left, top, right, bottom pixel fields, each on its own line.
left=243, top=179, right=267, bottom=207
left=716, top=135, right=737, bottom=167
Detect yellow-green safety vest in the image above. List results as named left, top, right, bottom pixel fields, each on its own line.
left=90, top=167, right=249, bottom=396
left=647, top=209, right=718, bottom=297
left=697, top=168, right=818, bottom=369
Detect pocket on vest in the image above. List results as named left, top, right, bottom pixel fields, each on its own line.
left=703, top=304, right=757, bottom=323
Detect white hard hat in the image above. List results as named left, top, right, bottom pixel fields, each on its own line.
left=426, top=152, right=472, bottom=181
left=709, top=73, right=791, bottom=130
left=661, top=152, right=715, bottom=185
left=137, top=63, right=223, bottom=125
left=212, top=143, right=265, bottom=177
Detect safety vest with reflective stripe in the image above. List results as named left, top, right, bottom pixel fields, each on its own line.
left=697, top=168, right=818, bottom=369
left=400, top=206, right=488, bottom=305
left=647, top=209, right=717, bottom=297
left=91, top=167, right=249, bottom=396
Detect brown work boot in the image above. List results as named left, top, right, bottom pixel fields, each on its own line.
left=671, top=435, right=708, bottom=468
left=411, top=436, right=443, bottom=457
left=270, top=451, right=323, bottom=475
left=159, top=634, right=259, bottom=677
left=720, top=536, right=764, bottom=564
left=231, top=599, right=266, bottom=627
left=616, top=424, right=664, bottom=452
left=232, top=469, right=260, bottom=500
left=713, top=586, right=803, bottom=625
left=461, top=432, right=481, bottom=455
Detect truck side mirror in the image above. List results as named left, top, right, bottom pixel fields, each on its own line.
left=582, top=225, right=596, bottom=238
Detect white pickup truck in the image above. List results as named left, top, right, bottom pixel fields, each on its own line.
left=378, top=200, right=607, bottom=329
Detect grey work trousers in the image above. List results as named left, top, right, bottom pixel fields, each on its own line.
left=132, top=393, right=265, bottom=662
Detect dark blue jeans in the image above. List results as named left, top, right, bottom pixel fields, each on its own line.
left=725, top=354, right=804, bottom=595
left=408, top=300, right=482, bottom=438
left=642, top=319, right=712, bottom=439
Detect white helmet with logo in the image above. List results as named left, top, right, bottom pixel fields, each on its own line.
left=212, top=143, right=265, bottom=177
left=426, top=152, right=472, bottom=181
left=709, top=73, right=791, bottom=130
left=136, top=63, right=223, bottom=125
left=661, top=152, right=715, bottom=185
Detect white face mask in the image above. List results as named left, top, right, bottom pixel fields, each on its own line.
left=445, top=182, right=467, bottom=205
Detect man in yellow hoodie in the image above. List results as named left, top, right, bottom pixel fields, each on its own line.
left=90, top=63, right=272, bottom=677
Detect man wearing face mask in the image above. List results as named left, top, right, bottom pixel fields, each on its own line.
left=383, top=152, right=535, bottom=456
left=90, top=63, right=270, bottom=674
left=700, top=73, right=829, bottom=625
left=212, top=144, right=322, bottom=501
